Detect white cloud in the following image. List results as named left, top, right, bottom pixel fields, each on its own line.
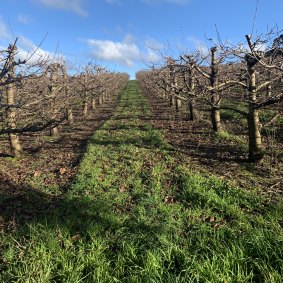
left=16, top=47, right=64, bottom=66
left=38, top=0, right=87, bottom=17
left=142, top=38, right=163, bottom=64
left=188, top=36, right=209, bottom=56
left=17, top=14, right=31, bottom=25
left=0, top=17, right=64, bottom=70
left=85, top=35, right=163, bottom=68
left=86, top=35, right=140, bottom=67
left=16, top=36, right=65, bottom=65
left=254, top=42, right=267, bottom=52
left=235, top=41, right=267, bottom=58
left=142, top=48, right=161, bottom=65
left=0, top=28, right=64, bottom=67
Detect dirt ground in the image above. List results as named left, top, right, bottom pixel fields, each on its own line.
left=0, top=94, right=120, bottom=230
left=0, top=89, right=282, bottom=231
left=143, top=92, right=283, bottom=201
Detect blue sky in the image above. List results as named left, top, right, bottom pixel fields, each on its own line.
left=1, top=0, right=283, bottom=78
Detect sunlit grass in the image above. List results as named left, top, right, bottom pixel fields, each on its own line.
left=0, top=81, right=282, bottom=282
left=216, top=130, right=248, bottom=150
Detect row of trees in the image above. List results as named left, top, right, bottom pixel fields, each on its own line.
left=0, top=39, right=129, bottom=157
left=137, top=32, right=283, bottom=162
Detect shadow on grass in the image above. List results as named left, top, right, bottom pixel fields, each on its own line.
left=0, top=177, right=166, bottom=268
left=106, top=124, right=150, bottom=131
left=0, top=178, right=55, bottom=230
left=89, top=128, right=173, bottom=151
left=0, top=96, right=126, bottom=232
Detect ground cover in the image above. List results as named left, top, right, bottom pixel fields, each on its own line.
left=0, top=81, right=282, bottom=282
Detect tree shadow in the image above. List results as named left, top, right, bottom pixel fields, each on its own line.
left=0, top=95, right=126, bottom=233
left=143, top=92, right=250, bottom=164
left=0, top=153, right=14, bottom=158
left=0, top=91, right=166, bottom=255
left=0, top=178, right=55, bottom=231
left=0, top=176, right=167, bottom=273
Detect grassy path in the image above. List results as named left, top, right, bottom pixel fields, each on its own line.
left=1, top=81, right=283, bottom=282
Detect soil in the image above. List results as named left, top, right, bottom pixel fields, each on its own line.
left=143, top=92, right=283, bottom=201
left=0, top=89, right=282, bottom=231
left=0, top=94, right=120, bottom=230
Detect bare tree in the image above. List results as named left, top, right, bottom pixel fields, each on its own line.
left=0, top=39, right=129, bottom=157
left=137, top=30, right=283, bottom=163
left=2, top=42, right=23, bottom=156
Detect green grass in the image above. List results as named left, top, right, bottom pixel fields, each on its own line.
left=216, top=130, right=248, bottom=150
left=0, top=81, right=282, bottom=282
left=221, top=99, right=247, bottom=125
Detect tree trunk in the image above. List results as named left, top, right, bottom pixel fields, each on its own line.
left=210, top=47, right=222, bottom=132
left=66, top=108, right=73, bottom=124
left=82, top=90, right=88, bottom=117
left=266, top=84, right=272, bottom=97
left=188, top=99, right=195, bottom=121
left=170, top=95, right=175, bottom=108
left=50, top=126, right=59, bottom=137
left=266, top=72, right=272, bottom=97
left=64, top=74, right=73, bottom=124
left=98, top=95, right=103, bottom=105
left=83, top=100, right=88, bottom=117
left=91, top=97, right=96, bottom=110
left=165, top=85, right=169, bottom=101
left=247, top=63, right=264, bottom=162
left=7, top=84, right=22, bottom=156
left=6, top=45, right=22, bottom=157
left=188, top=73, right=196, bottom=121
left=247, top=107, right=263, bottom=162
left=50, top=97, right=59, bottom=137
left=211, top=92, right=222, bottom=132
left=49, top=69, right=60, bottom=137
left=175, top=97, right=182, bottom=112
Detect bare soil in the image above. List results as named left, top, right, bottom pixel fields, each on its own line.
left=143, top=92, right=283, bottom=201
left=0, top=94, right=120, bottom=230
left=0, top=89, right=282, bottom=232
